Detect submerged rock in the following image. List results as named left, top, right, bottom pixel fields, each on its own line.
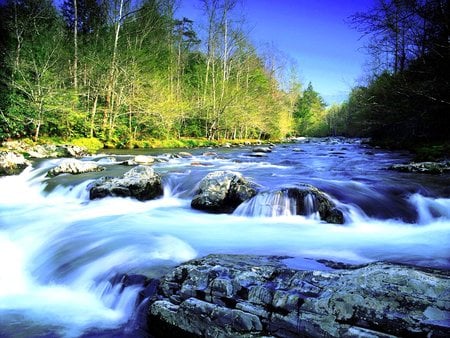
left=148, top=254, right=450, bottom=338
left=191, top=170, right=257, bottom=213
left=389, top=161, right=450, bottom=174
left=236, top=185, right=344, bottom=224
left=47, top=159, right=105, bottom=177
left=285, top=185, right=344, bottom=224
left=89, top=165, right=163, bottom=201
left=0, top=151, right=31, bottom=176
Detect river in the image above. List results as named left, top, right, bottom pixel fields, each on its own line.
left=0, top=138, right=449, bottom=337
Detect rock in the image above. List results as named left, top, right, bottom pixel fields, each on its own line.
left=252, top=146, right=272, bottom=153
left=191, top=171, right=257, bottom=213
left=47, top=159, right=105, bottom=177
left=389, top=161, right=450, bottom=174
left=202, top=151, right=217, bottom=157
left=96, top=156, right=117, bottom=164
left=286, top=185, right=344, bottom=224
left=89, top=165, right=163, bottom=201
left=178, top=152, right=193, bottom=158
left=148, top=254, right=450, bottom=338
left=2, top=141, right=88, bottom=158
left=122, top=155, right=156, bottom=166
left=247, top=152, right=268, bottom=158
left=237, top=185, right=344, bottom=224
left=0, top=151, right=31, bottom=176
left=190, top=161, right=213, bottom=167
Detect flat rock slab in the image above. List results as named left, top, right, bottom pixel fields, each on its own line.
left=148, top=254, right=450, bottom=338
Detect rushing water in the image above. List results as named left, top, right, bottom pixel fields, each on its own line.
left=0, top=138, right=449, bottom=337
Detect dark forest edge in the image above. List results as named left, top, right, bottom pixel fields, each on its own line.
left=0, top=0, right=448, bottom=160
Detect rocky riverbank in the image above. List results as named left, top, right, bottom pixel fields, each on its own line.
left=123, top=254, right=450, bottom=338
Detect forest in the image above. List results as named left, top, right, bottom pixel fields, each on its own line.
left=0, top=0, right=448, bottom=151
left=331, top=0, right=449, bottom=150
left=0, top=0, right=306, bottom=148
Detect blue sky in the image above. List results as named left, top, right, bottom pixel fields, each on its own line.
left=177, top=0, right=374, bottom=104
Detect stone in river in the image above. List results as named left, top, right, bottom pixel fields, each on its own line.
left=191, top=170, right=257, bottom=213
left=89, top=165, right=163, bottom=201
left=147, top=254, right=450, bottom=338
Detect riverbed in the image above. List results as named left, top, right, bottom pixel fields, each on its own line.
left=0, top=138, right=449, bottom=337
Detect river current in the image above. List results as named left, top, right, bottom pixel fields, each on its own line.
left=0, top=138, right=449, bottom=337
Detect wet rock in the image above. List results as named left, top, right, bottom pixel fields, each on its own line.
left=47, top=159, right=105, bottom=177
left=191, top=171, right=257, bottom=213
left=96, top=156, right=117, bottom=164
left=252, top=146, right=272, bottom=153
left=285, top=185, right=344, bottom=224
left=389, top=161, right=450, bottom=174
left=0, top=151, right=31, bottom=176
left=247, top=152, right=268, bottom=158
left=178, top=152, right=193, bottom=158
left=89, top=165, right=163, bottom=201
left=122, top=155, right=156, bottom=166
left=148, top=254, right=450, bottom=338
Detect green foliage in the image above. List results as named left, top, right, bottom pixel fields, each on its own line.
left=338, top=0, right=450, bottom=148
left=0, top=0, right=298, bottom=146
left=70, top=137, right=104, bottom=153
left=293, top=83, right=327, bottom=136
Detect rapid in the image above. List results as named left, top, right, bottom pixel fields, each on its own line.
left=0, top=138, right=449, bottom=337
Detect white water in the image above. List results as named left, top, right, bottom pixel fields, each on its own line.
left=0, top=142, right=449, bottom=336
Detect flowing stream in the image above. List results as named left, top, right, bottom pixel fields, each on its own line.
left=0, top=138, right=449, bottom=337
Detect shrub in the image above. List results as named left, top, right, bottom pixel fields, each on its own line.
left=70, top=137, right=104, bottom=154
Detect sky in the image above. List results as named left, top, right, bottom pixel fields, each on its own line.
left=176, top=0, right=375, bottom=104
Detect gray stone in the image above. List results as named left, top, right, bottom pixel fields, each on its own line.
left=252, top=146, right=272, bottom=153
left=191, top=171, right=257, bottom=213
left=0, top=151, right=31, bottom=176
left=389, top=161, right=450, bottom=174
left=89, top=165, right=163, bottom=201
left=47, top=159, right=105, bottom=177
left=2, top=141, right=88, bottom=158
left=147, top=254, right=450, bottom=338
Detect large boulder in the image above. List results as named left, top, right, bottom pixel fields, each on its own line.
left=89, top=165, right=163, bottom=201
left=191, top=171, right=257, bottom=213
left=285, top=185, right=344, bottom=224
left=236, top=185, right=344, bottom=224
left=0, top=151, right=31, bottom=176
left=47, top=159, right=105, bottom=177
left=148, top=254, right=450, bottom=338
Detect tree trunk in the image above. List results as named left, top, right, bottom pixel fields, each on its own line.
left=73, top=0, right=78, bottom=91
left=89, top=95, right=98, bottom=138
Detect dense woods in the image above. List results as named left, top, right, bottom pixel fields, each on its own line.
left=0, top=0, right=448, bottom=150
left=0, top=0, right=307, bottom=147
left=332, top=0, right=449, bottom=148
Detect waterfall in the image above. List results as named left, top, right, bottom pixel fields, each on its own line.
left=234, top=190, right=320, bottom=219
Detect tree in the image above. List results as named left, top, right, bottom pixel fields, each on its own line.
left=293, top=82, right=326, bottom=136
